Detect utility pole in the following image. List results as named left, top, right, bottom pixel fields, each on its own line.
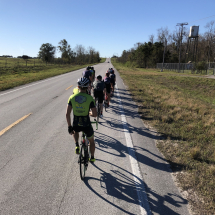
left=161, top=38, right=167, bottom=72
left=176, top=22, right=188, bottom=72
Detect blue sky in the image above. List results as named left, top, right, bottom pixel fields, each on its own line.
left=1, top=0, right=215, bottom=58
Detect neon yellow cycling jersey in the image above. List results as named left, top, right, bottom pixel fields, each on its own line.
left=73, top=87, right=79, bottom=95
left=68, top=92, right=95, bottom=127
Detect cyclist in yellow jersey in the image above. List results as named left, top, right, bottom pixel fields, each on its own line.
left=66, top=77, right=97, bottom=162
left=73, top=87, right=79, bottom=95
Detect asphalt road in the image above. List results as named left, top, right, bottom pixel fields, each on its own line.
left=0, top=59, right=190, bottom=215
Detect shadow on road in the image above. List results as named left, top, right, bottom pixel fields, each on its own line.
left=98, top=116, right=162, bottom=140
left=85, top=87, right=188, bottom=214
left=84, top=160, right=188, bottom=215
left=95, top=131, right=170, bottom=173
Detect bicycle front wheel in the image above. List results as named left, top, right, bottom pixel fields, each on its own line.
left=79, top=145, right=86, bottom=180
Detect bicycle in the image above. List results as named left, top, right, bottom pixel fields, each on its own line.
left=78, top=120, right=98, bottom=180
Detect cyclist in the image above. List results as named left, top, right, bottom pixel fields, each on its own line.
left=103, top=71, right=111, bottom=107
left=82, top=66, right=93, bottom=94
left=66, top=77, right=97, bottom=162
left=107, top=68, right=111, bottom=74
left=73, top=86, right=79, bottom=95
left=93, top=75, right=106, bottom=117
left=91, top=66, right=96, bottom=82
left=110, top=69, right=116, bottom=95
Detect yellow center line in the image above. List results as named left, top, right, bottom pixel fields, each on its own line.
left=0, top=113, right=32, bottom=137
left=65, top=85, right=73, bottom=90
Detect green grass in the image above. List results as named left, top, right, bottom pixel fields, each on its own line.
left=0, top=57, right=106, bottom=91
left=112, top=59, right=215, bottom=214
left=0, top=61, right=103, bottom=91
left=100, top=58, right=106, bottom=63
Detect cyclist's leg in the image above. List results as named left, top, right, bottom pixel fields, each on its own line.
left=106, top=86, right=111, bottom=106
left=99, top=103, right=103, bottom=114
left=72, top=127, right=81, bottom=154
left=113, top=82, right=115, bottom=92
left=88, top=136, right=95, bottom=157
left=107, top=92, right=110, bottom=105
left=73, top=131, right=79, bottom=143
left=111, top=82, right=113, bottom=93
left=85, top=125, right=95, bottom=161
left=98, top=91, right=104, bottom=115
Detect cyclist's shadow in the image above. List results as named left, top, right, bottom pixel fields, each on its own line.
left=84, top=159, right=144, bottom=215
left=83, top=159, right=187, bottom=215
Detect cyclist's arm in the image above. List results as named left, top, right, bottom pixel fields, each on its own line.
left=89, top=107, right=97, bottom=117
left=89, top=100, right=97, bottom=117
left=66, top=104, right=72, bottom=126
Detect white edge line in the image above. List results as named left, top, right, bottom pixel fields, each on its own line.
left=116, top=83, right=151, bottom=215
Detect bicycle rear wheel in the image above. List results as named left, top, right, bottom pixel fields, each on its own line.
left=79, top=145, right=86, bottom=180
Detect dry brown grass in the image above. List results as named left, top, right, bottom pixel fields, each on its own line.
left=113, top=61, right=215, bottom=214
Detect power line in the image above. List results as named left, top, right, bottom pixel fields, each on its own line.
left=188, top=15, right=215, bottom=24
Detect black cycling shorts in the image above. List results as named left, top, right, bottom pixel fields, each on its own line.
left=110, top=81, right=115, bottom=86
left=106, top=85, right=111, bottom=93
left=73, top=125, right=94, bottom=139
left=94, top=90, right=104, bottom=103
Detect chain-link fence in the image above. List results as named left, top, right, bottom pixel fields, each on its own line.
left=157, top=63, right=215, bottom=75
left=0, top=58, right=55, bottom=68
left=0, top=57, right=101, bottom=69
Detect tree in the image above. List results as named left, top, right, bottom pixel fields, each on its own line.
left=204, top=21, right=215, bottom=64
left=157, top=27, right=171, bottom=70
left=75, top=44, right=86, bottom=64
left=149, top=34, right=155, bottom=44
left=87, top=46, right=95, bottom=63
left=58, top=39, right=74, bottom=62
left=38, top=43, right=56, bottom=63
left=22, top=55, right=29, bottom=60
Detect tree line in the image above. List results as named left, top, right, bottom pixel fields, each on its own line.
left=38, top=39, right=101, bottom=65
left=116, top=20, right=215, bottom=68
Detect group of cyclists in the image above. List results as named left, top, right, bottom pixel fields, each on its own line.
left=66, top=66, right=116, bottom=163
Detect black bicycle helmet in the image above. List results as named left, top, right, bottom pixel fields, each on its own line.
left=77, top=77, right=89, bottom=87
left=97, top=75, right=102, bottom=80
left=86, top=66, right=91, bottom=70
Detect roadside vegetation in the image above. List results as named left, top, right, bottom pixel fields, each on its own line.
left=0, top=57, right=106, bottom=91
left=0, top=38, right=105, bottom=91
left=112, top=59, right=215, bottom=214
left=115, top=20, right=215, bottom=69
